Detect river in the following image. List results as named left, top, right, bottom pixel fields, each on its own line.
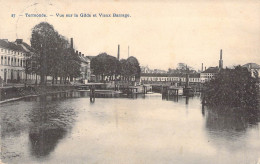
left=0, top=92, right=260, bottom=164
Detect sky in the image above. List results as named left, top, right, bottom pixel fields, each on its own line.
left=0, top=0, right=259, bottom=71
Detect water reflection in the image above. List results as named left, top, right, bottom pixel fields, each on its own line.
left=204, top=106, right=260, bottom=143
left=27, top=95, right=76, bottom=158
left=29, top=128, right=67, bottom=158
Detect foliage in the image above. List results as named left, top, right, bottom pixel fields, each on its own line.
left=30, top=22, right=81, bottom=84
left=90, top=54, right=141, bottom=81
left=203, top=66, right=258, bottom=109
left=126, top=56, right=141, bottom=79
left=168, top=63, right=196, bottom=74
left=90, top=53, right=120, bottom=80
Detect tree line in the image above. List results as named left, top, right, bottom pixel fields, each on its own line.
left=27, top=22, right=81, bottom=85
left=90, top=53, right=141, bottom=82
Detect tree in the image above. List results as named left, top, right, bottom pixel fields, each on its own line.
left=120, top=59, right=130, bottom=81
left=90, top=53, right=141, bottom=82
left=126, top=56, right=141, bottom=80
left=30, top=22, right=81, bottom=85
left=90, top=53, right=107, bottom=81
left=31, top=22, right=60, bottom=84
left=203, top=66, right=258, bottom=109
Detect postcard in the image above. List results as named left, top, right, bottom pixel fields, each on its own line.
left=0, top=0, right=260, bottom=164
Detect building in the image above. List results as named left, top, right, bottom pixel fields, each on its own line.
left=77, top=52, right=91, bottom=83
left=200, top=49, right=223, bottom=83
left=242, top=63, right=260, bottom=77
left=70, top=38, right=93, bottom=84
left=200, top=67, right=219, bottom=83
left=0, top=39, right=36, bottom=84
left=140, top=73, right=201, bottom=84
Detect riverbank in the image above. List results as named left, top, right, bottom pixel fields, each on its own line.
left=0, top=85, right=77, bottom=104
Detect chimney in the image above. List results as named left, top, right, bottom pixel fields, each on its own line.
left=205, top=66, right=207, bottom=70
left=220, top=49, right=222, bottom=59
left=117, top=44, right=120, bottom=60
left=219, top=49, right=223, bottom=69
left=201, top=63, right=203, bottom=72
left=70, top=38, right=73, bottom=49
left=82, top=54, right=84, bottom=57
left=79, top=52, right=81, bottom=56
left=76, top=50, right=78, bottom=55
left=15, top=39, right=23, bottom=44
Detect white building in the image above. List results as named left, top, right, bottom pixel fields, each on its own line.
left=200, top=67, right=219, bottom=83
left=0, top=39, right=36, bottom=84
left=140, top=73, right=201, bottom=83
left=75, top=51, right=93, bottom=83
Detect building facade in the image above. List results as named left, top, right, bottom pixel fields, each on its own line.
left=78, top=53, right=91, bottom=83
left=140, top=73, right=201, bottom=84
left=0, top=39, right=36, bottom=84
left=200, top=67, right=219, bottom=83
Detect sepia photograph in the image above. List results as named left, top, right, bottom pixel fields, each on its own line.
left=0, top=0, right=260, bottom=163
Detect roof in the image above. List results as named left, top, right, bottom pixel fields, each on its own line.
left=201, top=67, right=219, bottom=73
left=0, top=39, right=34, bottom=53
left=242, top=63, right=260, bottom=69
left=79, top=56, right=90, bottom=63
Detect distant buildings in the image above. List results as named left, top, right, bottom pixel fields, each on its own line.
left=200, top=67, right=219, bottom=83
left=77, top=53, right=95, bottom=83
left=140, top=49, right=229, bottom=84
left=70, top=38, right=94, bottom=84
left=140, top=73, right=200, bottom=84
left=242, top=63, right=260, bottom=77
left=200, top=49, right=223, bottom=83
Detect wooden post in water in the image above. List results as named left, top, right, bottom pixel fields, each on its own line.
left=90, top=85, right=95, bottom=103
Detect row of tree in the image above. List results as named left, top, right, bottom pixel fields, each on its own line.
left=28, top=22, right=81, bottom=85
left=90, top=53, right=141, bottom=81
left=27, top=22, right=141, bottom=85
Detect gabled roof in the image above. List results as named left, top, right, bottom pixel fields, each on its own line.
left=0, top=39, right=34, bottom=53
left=242, top=63, right=260, bottom=69
left=201, top=67, right=219, bottom=73
left=0, top=39, right=25, bottom=52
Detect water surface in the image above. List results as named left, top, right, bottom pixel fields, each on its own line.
left=1, top=92, right=260, bottom=164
